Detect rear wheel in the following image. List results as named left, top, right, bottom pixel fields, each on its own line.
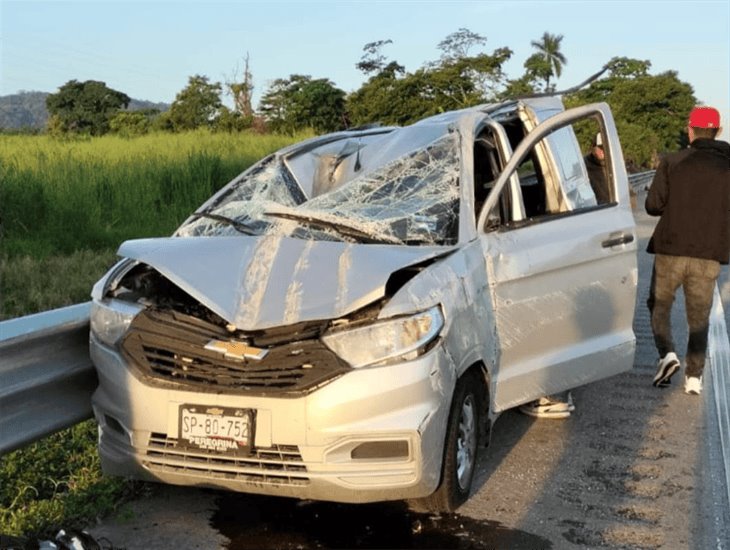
left=418, top=370, right=482, bottom=512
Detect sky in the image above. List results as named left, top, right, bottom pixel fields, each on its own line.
left=1, top=0, right=729, bottom=140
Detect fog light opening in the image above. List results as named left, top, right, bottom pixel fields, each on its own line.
left=350, top=440, right=409, bottom=460
left=104, top=414, right=126, bottom=437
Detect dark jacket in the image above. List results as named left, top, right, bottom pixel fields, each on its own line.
left=583, top=152, right=611, bottom=204
left=646, top=138, right=730, bottom=264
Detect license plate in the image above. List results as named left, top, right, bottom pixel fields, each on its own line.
left=179, top=405, right=253, bottom=454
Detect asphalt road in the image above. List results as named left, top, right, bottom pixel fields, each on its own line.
left=89, top=202, right=730, bottom=550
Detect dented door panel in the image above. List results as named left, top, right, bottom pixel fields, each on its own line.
left=485, top=207, right=637, bottom=411
left=480, top=104, right=637, bottom=411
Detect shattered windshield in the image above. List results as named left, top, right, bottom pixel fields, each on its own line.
left=177, top=133, right=460, bottom=246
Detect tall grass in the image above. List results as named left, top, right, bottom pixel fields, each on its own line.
left=0, top=249, right=118, bottom=320
left=0, top=130, right=304, bottom=257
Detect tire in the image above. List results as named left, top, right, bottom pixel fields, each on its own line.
left=417, top=370, right=482, bottom=512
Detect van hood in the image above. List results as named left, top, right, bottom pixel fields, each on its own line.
left=118, top=236, right=453, bottom=330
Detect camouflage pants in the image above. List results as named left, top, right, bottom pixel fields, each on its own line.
left=647, top=254, right=721, bottom=377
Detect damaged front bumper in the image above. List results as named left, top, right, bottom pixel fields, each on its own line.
left=90, top=332, right=457, bottom=503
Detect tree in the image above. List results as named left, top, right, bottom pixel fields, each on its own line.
left=522, top=53, right=553, bottom=88
left=501, top=73, right=540, bottom=98
left=45, top=80, right=130, bottom=135
left=219, top=54, right=256, bottom=133
left=227, top=53, right=255, bottom=123
left=347, top=70, right=432, bottom=127
left=529, top=32, right=567, bottom=91
left=347, top=29, right=512, bottom=127
left=437, top=28, right=488, bottom=61
left=166, top=75, right=222, bottom=131
left=259, top=75, right=346, bottom=134
left=604, top=56, right=651, bottom=79
left=356, top=40, right=404, bottom=75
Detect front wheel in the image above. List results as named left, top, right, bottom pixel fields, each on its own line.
left=418, top=371, right=482, bottom=512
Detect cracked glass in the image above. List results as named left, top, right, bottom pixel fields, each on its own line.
left=177, top=133, right=460, bottom=246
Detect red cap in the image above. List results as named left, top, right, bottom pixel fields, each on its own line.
left=688, top=106, right=720, bottom=128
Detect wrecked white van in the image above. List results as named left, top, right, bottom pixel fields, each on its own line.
left=89, top=97, right=637, bottom=511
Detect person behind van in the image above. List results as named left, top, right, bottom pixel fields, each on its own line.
left=584, top=132, right=610, bottom=204
left=646, top=106, right=730, bottom=395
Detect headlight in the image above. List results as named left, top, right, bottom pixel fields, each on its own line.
left=322, top=306, right=444, bottom=368
left=90, top=299, right=143, bottom=347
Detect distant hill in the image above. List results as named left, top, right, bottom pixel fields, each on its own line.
left=0, top=91, right=170, bottom=131
left=128, top=98, right=171, bottom=113
left=0, top=91, right=50, bottom=129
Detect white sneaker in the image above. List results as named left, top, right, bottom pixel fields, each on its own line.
left=653, top=352, right=680, bottom=387
left=684, top=376, right=702, bottom=395
left=519, top=393, right=573, bottom=419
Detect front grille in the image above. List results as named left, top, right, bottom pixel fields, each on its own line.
left=143, top=433, right=309, bottom=487
left=122, top=309, right=350, bottom=395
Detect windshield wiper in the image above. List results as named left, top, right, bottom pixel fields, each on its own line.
left=265, top=210, right=403, bottom=245
left=189, top=213, right=258, bottom=235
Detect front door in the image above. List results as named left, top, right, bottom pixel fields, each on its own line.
left=478, top=103, right=637, bottom=412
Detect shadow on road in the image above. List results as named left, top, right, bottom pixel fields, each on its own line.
left=211, top=492, right=552, bottom=549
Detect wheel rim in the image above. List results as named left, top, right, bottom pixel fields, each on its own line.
left=456, top=394, right=477, bottom=490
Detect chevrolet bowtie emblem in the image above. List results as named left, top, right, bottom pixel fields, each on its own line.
left=204, top=339, right=269, bottom=361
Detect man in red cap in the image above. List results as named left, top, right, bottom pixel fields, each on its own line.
left=646, top=106, right=730, bottom=395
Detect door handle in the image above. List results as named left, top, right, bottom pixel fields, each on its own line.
left=602, top=233, right=635, bottom=248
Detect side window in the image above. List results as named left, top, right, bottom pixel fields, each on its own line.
left=516, top=155, right=547, bottom=217
left=479, top=114, right=616, bottom=232
left=474, top=138, right=497, bottom=221
left=491, top=119, right=571, bottom=224
left=473, top=128, right=513, bottom=228
left=510, top=118, right=614, bottom=224
left=545, top=126, right=596, bottom=210
left=546, top=118, right=615, bottom=209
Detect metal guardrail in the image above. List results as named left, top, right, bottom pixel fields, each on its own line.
left=709, top=286, right=730, bottom=510
left=0, top=302, right=96, bottom=455
left=628, top=169, right=656, bottom=193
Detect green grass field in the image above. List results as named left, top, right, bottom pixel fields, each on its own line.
left=0, top=129, right=303, bottom=538
left=0, top=129, right=302, bottom=258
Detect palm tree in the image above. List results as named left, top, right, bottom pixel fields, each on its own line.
left=530, top=32, right=567, bottom=91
